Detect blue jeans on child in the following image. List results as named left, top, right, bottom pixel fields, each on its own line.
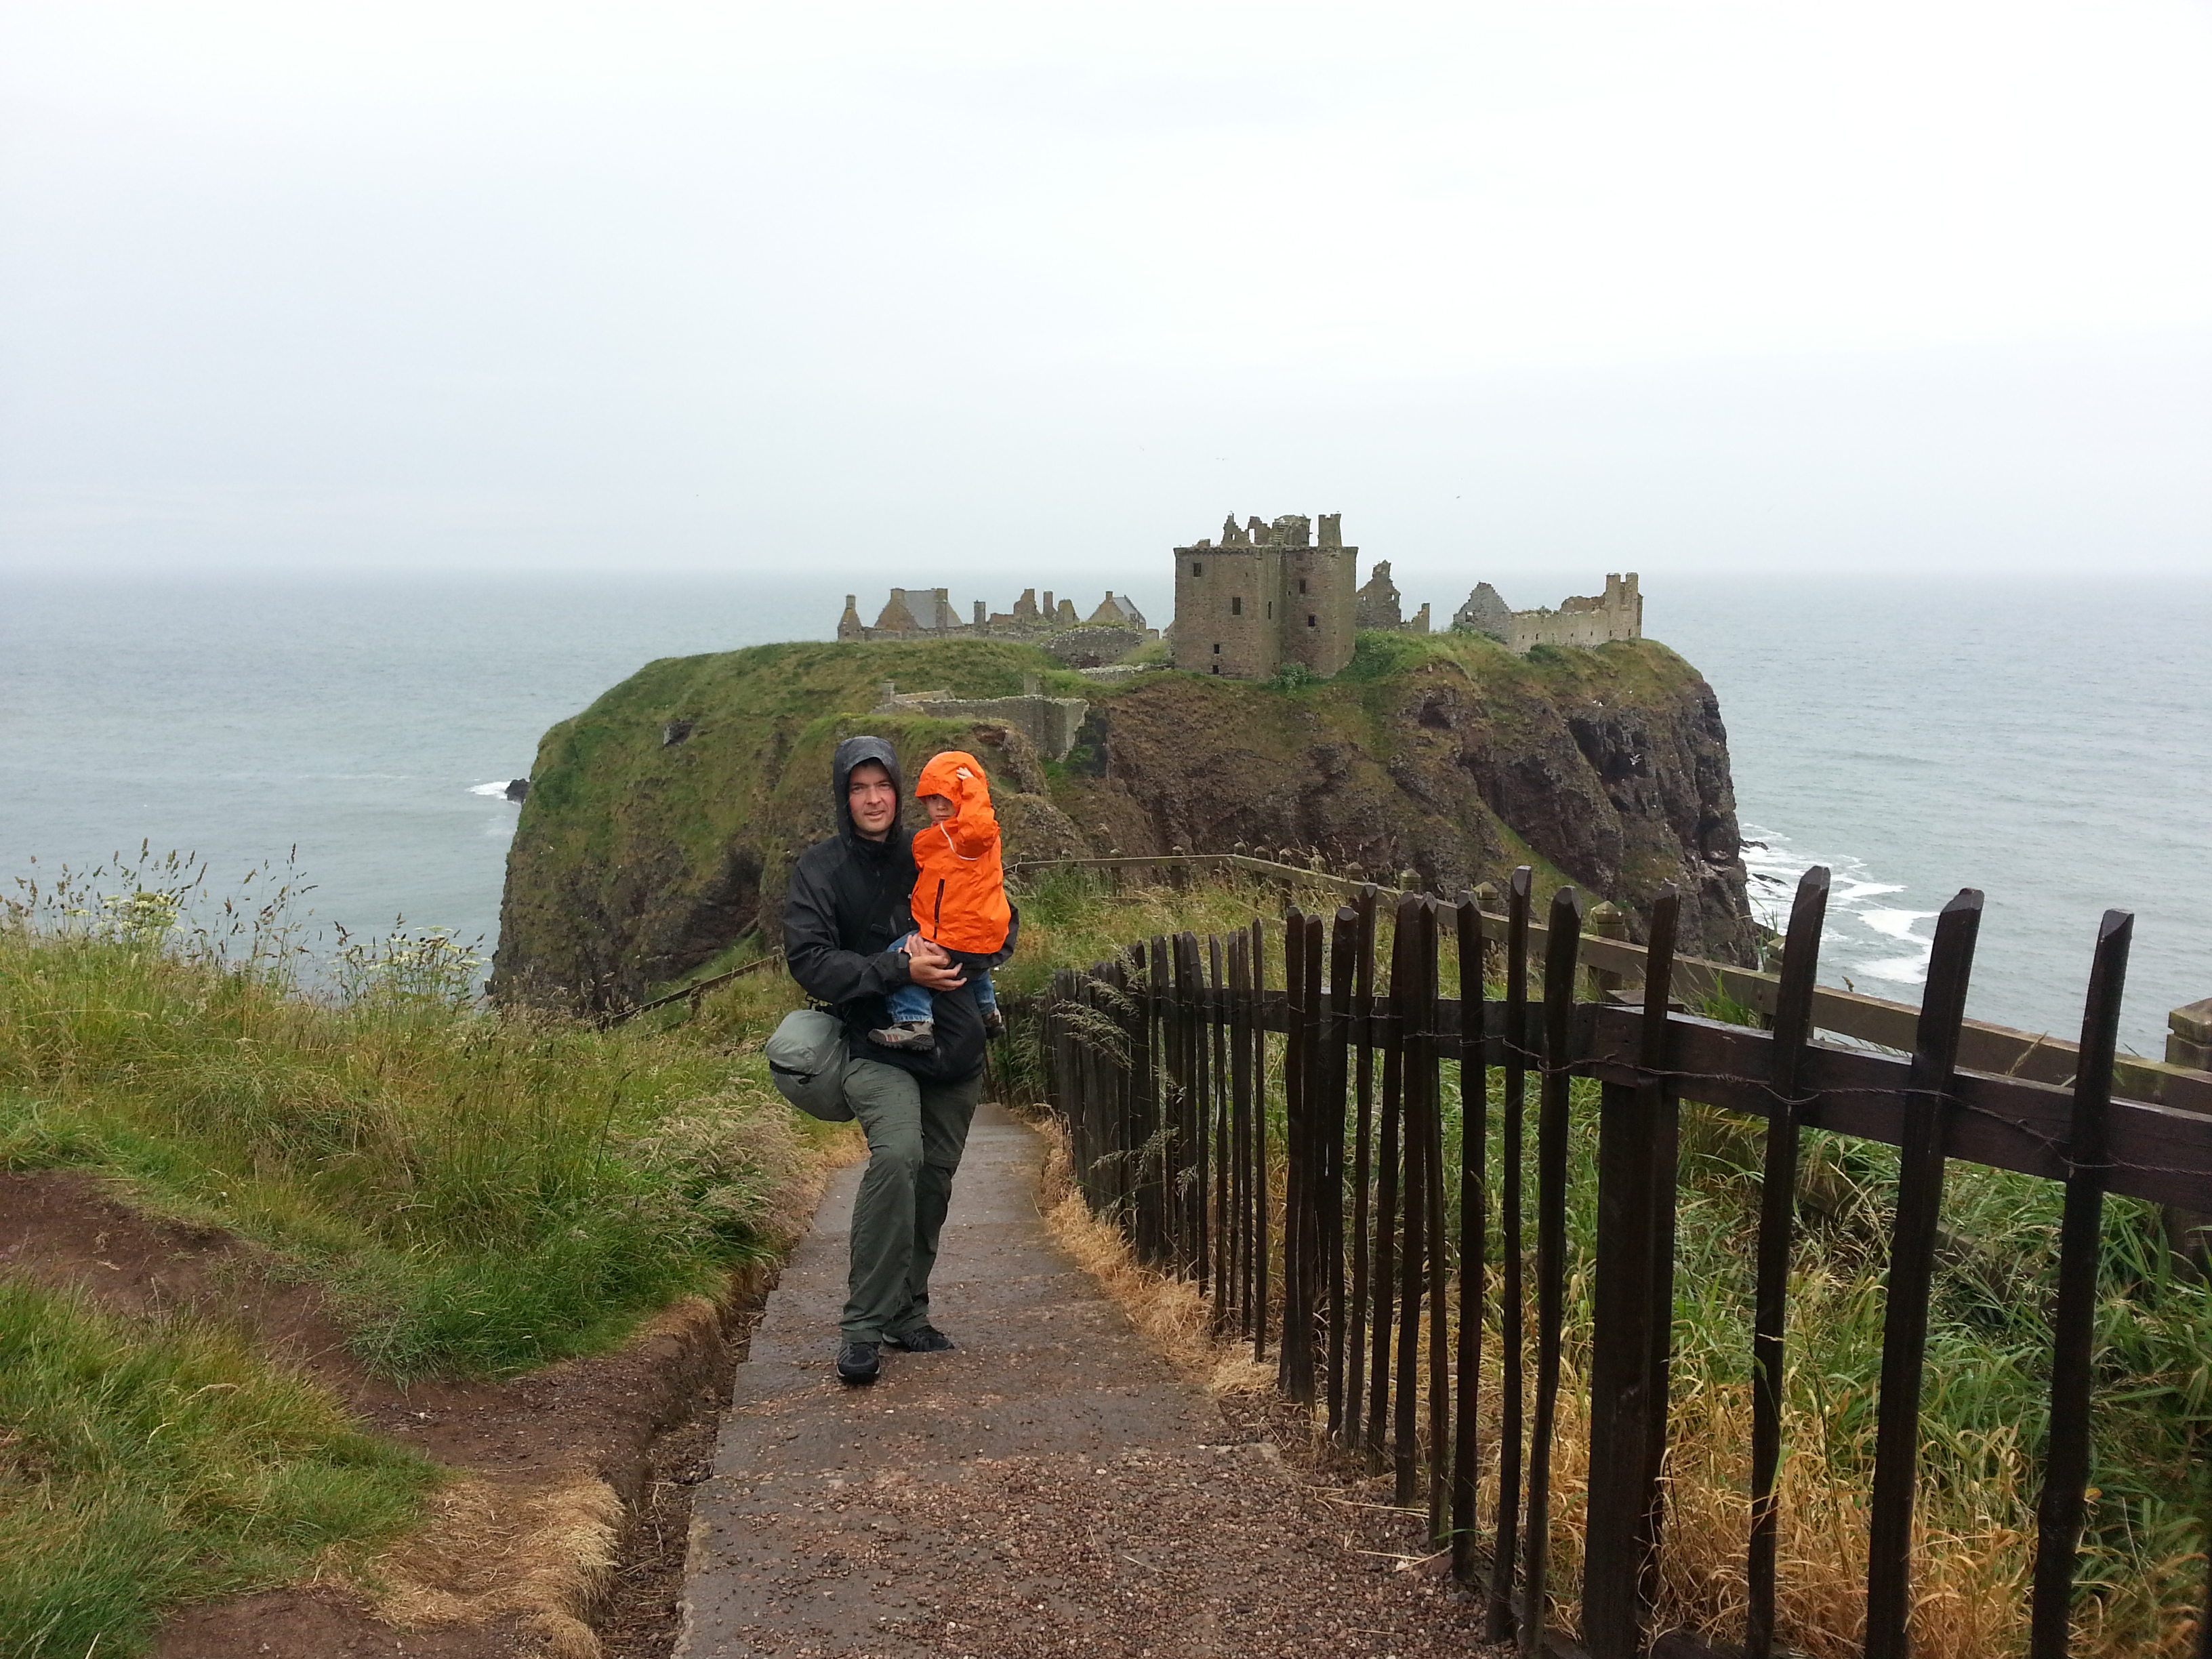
left=886, top=933, right=997, bottom=1025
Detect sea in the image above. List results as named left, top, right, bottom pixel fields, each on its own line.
left=1, top=573, right=2205, bottom=1059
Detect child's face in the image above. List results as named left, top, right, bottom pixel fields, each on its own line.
left=921, top=793, right=956, bottom=824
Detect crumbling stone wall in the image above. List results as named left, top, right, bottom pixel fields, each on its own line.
left=1446, top=573, right=1642, bottom=653
left=872, top=681, right=1090, bottom=761
left=1504, top=573, right=1643, bottom=651
left=838, top=587, right=1150, bottom=646
left=1452, top=581, right=1514, bottom=639
left=1355, top=561, right=1431, bottom=634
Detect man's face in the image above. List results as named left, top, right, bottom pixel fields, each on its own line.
left=846, top=761, right=899, bottom=840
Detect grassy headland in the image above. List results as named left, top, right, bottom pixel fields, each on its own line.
left=493, top=630, right=1759, bottom=1012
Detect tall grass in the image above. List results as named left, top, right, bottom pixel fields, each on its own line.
left=1, top=856, right=819, bottom=1379
left=0, top=1279, right=436, bottom=1656
left=1430, top=1080, right=2212, bottom=1656
left=0, top=855, right=838, bottom=1654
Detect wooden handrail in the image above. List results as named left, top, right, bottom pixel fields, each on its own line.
left=605, top=951, right=783, bottom=1026
left=1008, top=853, right=2212, bottom=1116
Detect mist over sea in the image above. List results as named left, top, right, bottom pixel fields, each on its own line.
left=1, top=573, right=2203, bottom=1057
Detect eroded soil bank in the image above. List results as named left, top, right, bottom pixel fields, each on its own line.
left=1, top=1170, right=774, bottom=1659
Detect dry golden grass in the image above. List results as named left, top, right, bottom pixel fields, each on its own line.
left=376, top=1471, right=624, bottom=1657
left=1033, top=1122, right=1278, bottom=1399
left=367, top=1294, right=728, bottom=1656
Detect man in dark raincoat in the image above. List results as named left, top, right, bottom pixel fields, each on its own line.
left=782, top=735, right=1013, bottom=1383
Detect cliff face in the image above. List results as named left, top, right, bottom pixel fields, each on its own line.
left=490, top=633, right=1757, bottom=1010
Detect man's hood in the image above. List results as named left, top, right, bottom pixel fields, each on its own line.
left=831, top=735, right=905, bottom=846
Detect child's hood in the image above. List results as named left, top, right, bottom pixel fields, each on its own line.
left=915, top=750, right=991, bottom=808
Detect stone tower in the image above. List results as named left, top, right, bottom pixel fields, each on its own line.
left=1171, top=511, right=1357, bottom=679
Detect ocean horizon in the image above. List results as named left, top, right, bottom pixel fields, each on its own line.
left=3, top=569, right=2203, bottom=1058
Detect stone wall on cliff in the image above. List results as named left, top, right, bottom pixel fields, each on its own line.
left=489, top=632, right=1757, bottom=1012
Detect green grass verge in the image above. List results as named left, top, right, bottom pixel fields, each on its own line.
left=0, top=857, right=842, bottom=1652
left=0, top=1279, right=436, bottom=1657
left=1, top=882, right=817, bottom=1382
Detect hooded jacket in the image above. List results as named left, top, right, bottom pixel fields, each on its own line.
left=781, top=735, right=1004, bottom=1083
left=909, top=750, right=1012, bottom=956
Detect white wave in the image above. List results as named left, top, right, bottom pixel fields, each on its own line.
left=469, top=780, right=522, bottom=798
left=1832, top=880, right=1905, bottom=905
left=1738, top=819, right=1940, bottom=993
left=1858, top=953, right=1931, bottom=985
left=1859, top=907, right=1937, bottom=943
left=1737, top=823, right=1884, bottom=930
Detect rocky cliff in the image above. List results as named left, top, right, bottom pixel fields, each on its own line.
left=489, top=632, right=1757, bottom=1010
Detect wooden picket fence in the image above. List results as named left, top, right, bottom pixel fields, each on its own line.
left=1034, top=867, right=2212, bottom=1658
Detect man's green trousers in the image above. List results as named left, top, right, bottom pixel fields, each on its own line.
left=839, top=1057, right=983, bottom=1343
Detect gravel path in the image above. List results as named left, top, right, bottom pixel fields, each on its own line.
left=676, top=1103, right=1505, bottom=1659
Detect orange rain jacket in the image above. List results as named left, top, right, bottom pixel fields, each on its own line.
left=909, top=750, right=1012, bottom=956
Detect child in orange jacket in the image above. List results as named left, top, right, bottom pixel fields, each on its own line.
left=871, top=749, right=1011, bottom=1052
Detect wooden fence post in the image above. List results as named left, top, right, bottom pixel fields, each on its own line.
left=1452, top=894, right=1490, bottom=1586
left=1141, top=937, right=1171, bottom=1265
left=1488, top=865, right=1535, bottom=1643
left=1227, top=929, right=1252, bottom=1338
left=2028, top=909, right=2131, bottom=1659
left=1864, top=889, right=1985, bottom=1659
left=1281, top=909, right=1313, bottom=1401
left=1326, top=906, right=1357, bottom=1439
left=1522, top=884, right=1585, bottom=1658
left=1746, top=869, right=1832, bottom=1658
left=1209, top=934, right=1231, bottom=1322
left=1586, top=900, right=1629, bottom=1000
left=1392, top=894, right=1429, bottom=1507
left=1368, top=898, right=1408, bottom=1478
left=1582, top=891, right=1681, bottom=1656
left=1420, top=899, right=1452, bottom=1541
left=1251, top=917, right=1271, bottom=1363
left=1343, top=885, right=1380, bottom=1454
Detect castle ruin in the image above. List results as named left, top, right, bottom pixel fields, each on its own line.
left=1170, top=512, right=1639, bottom=678
left=1354, top=561, right=1431, bottom=635
left=1450, top=572, right=1643, bottom=653
left=836, top=587, right=1149, bottom=644
left=830, top=514, right=1643, bottom=685
left=1170, top=513, right=1359, bottom=679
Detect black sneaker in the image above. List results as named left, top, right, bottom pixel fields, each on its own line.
left=835, top=1340, right=880, bottom=1384
left=884, top=1324, right=956, bottom=1353
left=867, top=1020, right=937, bottom=1052
left=982, top=1008, right=1006, bottom=1040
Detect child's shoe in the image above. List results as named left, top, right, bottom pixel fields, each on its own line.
left=869, top=1020, right=937, bottom=1052
left=983, top=1008, right=1006, bottom=1040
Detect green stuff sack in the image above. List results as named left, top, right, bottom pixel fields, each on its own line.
left=765, top=1008, right=857, bottom=1122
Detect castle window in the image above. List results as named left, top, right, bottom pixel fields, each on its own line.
left=1192, top=561, right=1204, bottom=577
left=1307, top=614, right=1317, bottom=628
left=1298, top=578, right=1307, bottom=594
left=1267, top=602, right=1273, bottom=619
left=1231, top=596, right=1242, bottom=615
left=1212, top=642, right=1221, bottom=655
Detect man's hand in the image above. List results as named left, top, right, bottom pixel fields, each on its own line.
left=903, top=935, right=968, bottom=991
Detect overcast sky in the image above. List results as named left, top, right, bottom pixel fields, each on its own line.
left=3, top=1, right=2208, bottom=591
